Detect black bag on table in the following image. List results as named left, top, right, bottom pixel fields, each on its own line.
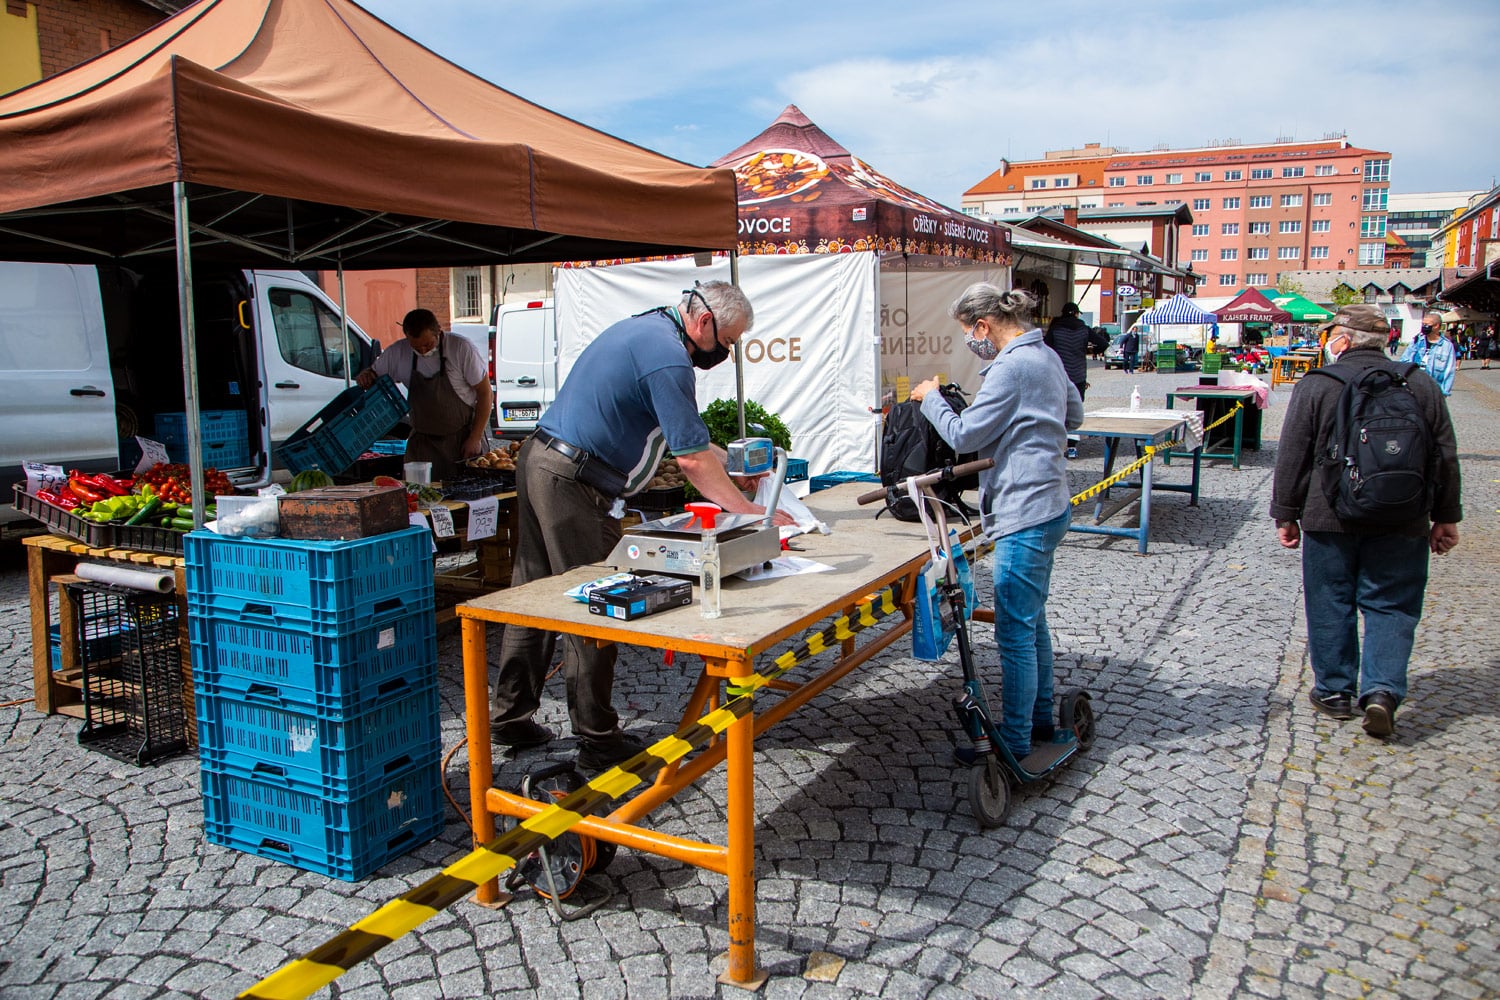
left=879, top=383, right=978, bottom=522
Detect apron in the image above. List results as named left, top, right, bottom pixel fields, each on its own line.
left=406, top=334, right=477, bottom=482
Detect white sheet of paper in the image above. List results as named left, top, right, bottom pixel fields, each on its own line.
left=408, top=512, right=437, bottom=552
left=135, top=436, right=171, bottom=474
left=23, top=461, right=66, bottom=495
left=735, top=555, right=835, bottom=582
left=429, top=505, right=456, bottom=539
left=466, top=495, right=499, bottom=541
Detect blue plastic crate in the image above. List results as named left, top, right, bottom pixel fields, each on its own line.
left=809, top=471, right=880, bottom=492
left=785, top=458, right=808, bottom=483
left=369, top=439, right=408, bottom=456
left=200, top=757, right=443, bottom=881
left=188, top=605, right=436, bottom=718
left=154, top=410, right=247, bottom=448
left=195, top=680, right=440, bottom=798
left=164, top=437, right=252, bottom=469
left=48, top=622, right=126, bottom=672
left=184, top=527, right=433, bottom=632
left=280, top=376, right=409, bottom=475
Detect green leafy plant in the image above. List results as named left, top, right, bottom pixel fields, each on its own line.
left=699, top=398, right=792, bottom=453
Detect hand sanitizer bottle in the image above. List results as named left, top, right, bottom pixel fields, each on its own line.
left=1130, top=385, right=1142, bottom=412
left=699, top=536, right=721, bottom=619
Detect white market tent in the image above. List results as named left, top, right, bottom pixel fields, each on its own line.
left=1139, top=293, right=1218, bottom=324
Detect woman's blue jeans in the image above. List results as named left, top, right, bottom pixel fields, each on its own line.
left=1302, top=530, right=1429, bottom=707
left=992, top=507, right=1071, bottom=757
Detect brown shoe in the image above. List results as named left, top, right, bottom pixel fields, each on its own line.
left=1361, top=692, right=1397, bottom=738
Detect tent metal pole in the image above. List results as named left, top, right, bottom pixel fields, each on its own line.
left=730, top=251, right=746, bottom=439
left=338, top=260, right=352, bottom=386
left=173, top=181, right=207, bottom=529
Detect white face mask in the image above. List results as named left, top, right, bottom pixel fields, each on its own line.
left=1323, top=336, right=1346, bottom=365
left=417, top=346, right=439, bottom=358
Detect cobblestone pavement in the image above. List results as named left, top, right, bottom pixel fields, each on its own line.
left=0, top=364, right=1495, bottom=999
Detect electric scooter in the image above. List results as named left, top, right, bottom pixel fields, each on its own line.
left=860, top=459, right=1095, bottom=827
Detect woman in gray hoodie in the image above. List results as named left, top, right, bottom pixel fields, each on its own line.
left=910, top=285, right=1083, bottom=761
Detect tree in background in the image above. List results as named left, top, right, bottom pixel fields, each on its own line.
left=1329, top=284, right=1362, bottom=308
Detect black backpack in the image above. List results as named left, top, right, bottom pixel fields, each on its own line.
left=1310, top=362, right=1434, bottom=525
left=879, top=383, right=978, bottom=522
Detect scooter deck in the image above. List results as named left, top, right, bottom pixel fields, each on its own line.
left=1017, top=740, right=1075, bottom=776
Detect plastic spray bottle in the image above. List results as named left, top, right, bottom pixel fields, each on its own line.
left=1130, top=385, right=1142, bottom=412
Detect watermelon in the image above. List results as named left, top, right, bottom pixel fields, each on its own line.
left=289, top=469, right=334, bottom=493
left=372, top=475, right=404, bottom=489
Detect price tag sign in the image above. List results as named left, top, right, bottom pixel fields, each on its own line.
left=428, top=505, right=456, bottom=539
left=466, top=495, right=499, bottom=541
left=23, top=461, right=67, bottom=495
left=135, top=436, right=171, bottom=475
left=408, top=512, right=437, bottom=552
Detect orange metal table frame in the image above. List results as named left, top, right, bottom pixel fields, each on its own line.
left=456, top=484, right=962, bottom=987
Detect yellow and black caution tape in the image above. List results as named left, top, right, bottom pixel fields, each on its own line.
left=1067, top=401, right=1243, bottom=509
left=1202, top=400, right=1244, bottom=433
left=239, top=585, right=902, bottom=1000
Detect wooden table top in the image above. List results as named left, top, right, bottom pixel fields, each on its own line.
left=457, top=483, right=948, bottom=661
left=1166, top=386, right=1258, bottom=400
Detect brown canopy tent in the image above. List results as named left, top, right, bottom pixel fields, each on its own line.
left=0, top=0, right=736, bottom=511
left=715, top=105, right=1009, bottom=262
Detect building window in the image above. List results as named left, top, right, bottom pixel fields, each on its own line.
left=1250, top=168, right=1273, bottom=180
left=1280, top=194, right=1304, bottom=208
left=1056, top=177, right=1071, bottom=187
left=1166, top=173, right=1182, bottom=184
left=1221, top=248, right=1238, bottom=261
left=1310, top=246, right=1329, bottom=259
left=1245, top=273, right=1268, bottom=285
left=1312, top=192, right=1332, bottom=206
left=1192, top=198, right=1210, bottom=211
left=1278, top=246, right=1301, bottom=260
left=1249, top=195, right=1272, bottom=208
left=1108, top=201, right=1125, bottom=207
left=1164, top=199, right=1183, bottom=206
left=1249, top=222, right=1271, bottom=235
left=1190, top=249, right=1209, bottom=261
left=1224, top=169, right=1242, bottom=181
left=1314, top=164, right=1336, bottom=176
left=1223, top=197, right=1241, bottom=210
left=1219, top=273, right=1238, bottom=286
left=1358, top=242, right=1386, bottom=265
left=1108, top=176, right=1125, bottom=187
left=1248, top=246, right=1270, bottom=259
left=1031, top=179, right=1047, bottom=189
left=1363, top=159, right=1390, bottom=182
left=1391, top=286, right=1408, bottom=303
left=1363, top=286, right=1379, bottom=303
left=1191, top=224, right=1209, bottom=237
left=1362, top=188, right=1388, bottom=211
left=1195, top=171, right=1212, bottom=182
left=1221, top=223, right=1240, bottom=235
left=1311, top=219, right=1331, bottom=233
left=1282, top=166, right=1305, bottom=178
left=1137, top=175, right=1154, bottom=185
left=454, top=267, right=483, bottom=319
left=1279, top=220, right=1302, bottom=234
left=1361, top=216, right=1387, bottom=238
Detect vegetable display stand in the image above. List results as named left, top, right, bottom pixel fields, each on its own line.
left=22, top=534, right=195, bottom=746
left=67, top=582, right=189, bottom=766
left=280, top=375, right=410, bottom=476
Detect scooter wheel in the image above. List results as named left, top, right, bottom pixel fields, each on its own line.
left=968, top=756, right=1011, bottom=828
left=1061, top=690, right=1095, bottom=750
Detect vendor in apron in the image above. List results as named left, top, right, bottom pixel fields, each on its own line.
left=355, top=308, right=493, bottom=481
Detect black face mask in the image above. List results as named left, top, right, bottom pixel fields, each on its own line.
left=682, top=286, right=731, bottom=370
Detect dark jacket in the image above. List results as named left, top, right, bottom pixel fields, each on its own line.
left=1044, top=315, right=1094, bottom=385
left=1270, top=347, right=1462, bottom=535
left=1120, top=330, right=1139, bottom=355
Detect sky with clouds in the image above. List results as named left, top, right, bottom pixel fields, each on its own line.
left=362, top=0, right=1498, bottom=211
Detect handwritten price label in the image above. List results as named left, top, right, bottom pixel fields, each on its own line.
left=428, top=505, right=456, bottom=539
left=23, top=461, right=66, bottom=495
left=466, top=495, right=499, bottom=541
left=135, top=437, right=171, bottom=474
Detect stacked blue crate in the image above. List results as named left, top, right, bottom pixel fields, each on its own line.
left=186, top=526, right=443, bottom=880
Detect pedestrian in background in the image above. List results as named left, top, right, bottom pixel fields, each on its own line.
left=1271, top=305, right=1462, bottom=738
left=1401, top=314, right=1457, bottom=395
left=1120, top=326, right=1140, bottom=375
left=1044, top=302, right=1104, bottom=459
left=1480, top=324, right=1498, bottom=370
left=912, top=284, right=1083, bottom=762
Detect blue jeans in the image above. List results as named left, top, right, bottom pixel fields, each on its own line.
left=992, top=507, right=1071, bottom=757
left=1302, top=530, right=1429, bottom=707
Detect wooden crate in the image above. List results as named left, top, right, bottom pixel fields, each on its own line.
left=277, top=485, right=408, bottom=540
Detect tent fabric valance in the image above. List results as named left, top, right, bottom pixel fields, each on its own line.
left=1139, top=292, right=1216, bottom=324
left=1215, top=287, right=1293, bottom=325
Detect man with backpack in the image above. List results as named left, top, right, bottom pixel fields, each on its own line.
left=1271, top=304, right=1462, bottom=738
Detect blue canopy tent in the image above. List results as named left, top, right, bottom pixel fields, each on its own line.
left=1138, top=293, right=1218, bottom=324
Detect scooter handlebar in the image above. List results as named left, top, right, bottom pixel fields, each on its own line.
left=855, top=458, right=995, bottom=506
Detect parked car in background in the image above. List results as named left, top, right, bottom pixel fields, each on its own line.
left=1103, top=332, right=1127, bottom=369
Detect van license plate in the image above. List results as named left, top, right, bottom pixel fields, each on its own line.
left=503, top=406, right=539, bottom=421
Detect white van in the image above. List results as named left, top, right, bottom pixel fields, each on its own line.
left=490, top=298, right=556, bottom=435
left=1, top=261, right=380, bottom=531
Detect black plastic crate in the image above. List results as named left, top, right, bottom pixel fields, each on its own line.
left=68, top=582, right=188, bottom=766
left=443, top=470, right=515, bottom=502
left=12, top=484, right=115, bottom=547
